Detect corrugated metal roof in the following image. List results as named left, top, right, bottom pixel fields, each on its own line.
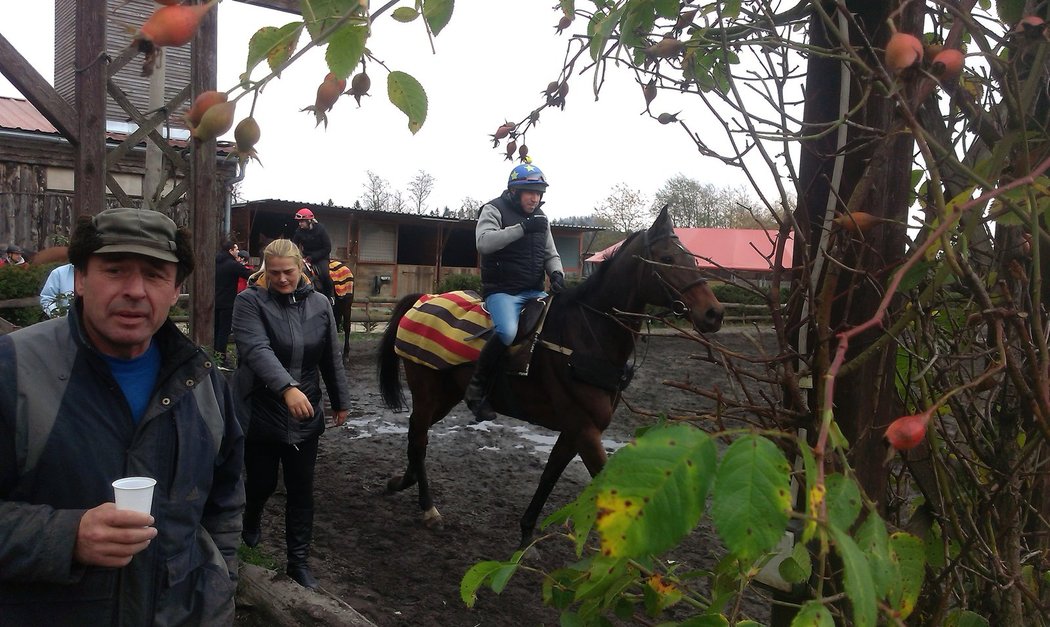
left=0, top=96, right=234, bottom=153
left=0, top=96, right=59, bottom=134
left=588, top=227, right=794, bottom=272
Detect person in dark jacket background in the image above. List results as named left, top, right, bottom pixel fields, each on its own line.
left=290, top=208, right=334, bottom=303
left=0, top=207, right=245, bottom=625
left=232, top=237, right=349, bottom=590
left=464, top=162, right=565, bottom=422
left=214, top=239, right=253, bottom=361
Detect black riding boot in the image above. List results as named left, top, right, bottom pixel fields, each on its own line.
left=464, top=336, right=508, bottom=422
left=241, top=499, right=264, bottom=548
left=285, top=507, right=318, bottom=591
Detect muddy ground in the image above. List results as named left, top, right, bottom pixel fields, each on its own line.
left=236, top=325, right=784, bottom=626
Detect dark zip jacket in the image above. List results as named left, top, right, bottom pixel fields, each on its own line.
left=0, top=304, right=245, bottom=626
left=231, top=279, right=349, bottom=443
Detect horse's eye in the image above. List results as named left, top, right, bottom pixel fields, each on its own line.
left=660, top=256, right=674, bottom=264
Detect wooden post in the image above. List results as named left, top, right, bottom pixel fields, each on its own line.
left=143, top=48, right=166, bottom=209
left=74, top=0, right=108, bottom=219
left=189, top=3, right=218, bottom=349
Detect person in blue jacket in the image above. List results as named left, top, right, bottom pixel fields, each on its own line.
left=0, top=207, right=245, bottom=626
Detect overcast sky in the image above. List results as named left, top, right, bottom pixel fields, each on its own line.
left=0, top=1, right=745, bottom=221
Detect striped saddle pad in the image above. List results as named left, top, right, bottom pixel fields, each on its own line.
left=394, top=291, right=491, bottom=370
left=329, top=261, right=354, bottom=297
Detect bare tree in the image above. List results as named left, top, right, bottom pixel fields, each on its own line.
left=456, top=196, right=481, bottom=219
left=389, top=190, right=407, bottom=213
left=407, top=170, right=435, bottom=214
left=361, top=171, right=391, bottom=211
left=593, top=183, right=648, bottom=234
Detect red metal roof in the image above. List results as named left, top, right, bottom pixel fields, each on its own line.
left=0, top=96, right=232, bottom=153
left=588, top=227, right=793, bottom=272
left=0, top=96, right=59, bottom=133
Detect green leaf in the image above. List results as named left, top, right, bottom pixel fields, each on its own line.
left=829, top=527, right=877, bottom=627
left=654, top=0, right=678, bottom=19
left=995, top=0, right=1025, bottom=24
left=242, top=23, right=303, bottom=82
left=460, top=560, right=505, bottom=607
left=422, top=0, right=455, bottom=36
left=301, top=0, right=362, bottom=43
left=621, top=3, right=656, bottom=49
left=324, top=23, right=367, bottom=79
left=721, top=0, right=742, bottom=19
left=588, top=424, right=716, bottom=558
left=391, top=7, right=419, bottom=23
left=825, top=473, right=862, bottom=532
left=778, top=540, right=812, bottom=584
left=790, top=601, right=834, bottom=627
left=855, top=513, right=893, bottom=597
left=459, top=551, right=523, bottom=607
left=387, top=71, right=428, bottom=134
left=896, top=259, right=934, bottom=292
left=712, top=435, right=792, bottom=561
left=677, top=614, right=729, bottom=627
left=588, top=6, right=624, bottom=61
left=888, top=532, right=926, bottom=619
left=945, top=609, right=991, bottom=627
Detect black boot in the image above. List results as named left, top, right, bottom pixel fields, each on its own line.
left=464, top=336, right=508, bottom=422
left=241, top=500, right=263, bottom=548
left=285, top=507, right=318, bottom=591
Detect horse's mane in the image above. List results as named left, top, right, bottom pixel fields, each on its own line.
left=570, top=229, right=645, bottom=301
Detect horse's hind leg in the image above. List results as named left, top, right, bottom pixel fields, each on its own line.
left=388, top=367, right=462, bottom=529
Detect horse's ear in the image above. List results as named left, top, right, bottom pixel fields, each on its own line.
left=648, top=204, right=674, bottom=237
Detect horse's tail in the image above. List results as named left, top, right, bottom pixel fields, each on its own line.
left=377, top=292, right=425, bottom=411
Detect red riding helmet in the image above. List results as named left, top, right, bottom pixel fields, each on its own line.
left=294, top=208, right=315, bottom=220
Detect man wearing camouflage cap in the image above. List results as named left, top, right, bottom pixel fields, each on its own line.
left=0, top=207, right=245, bottom=625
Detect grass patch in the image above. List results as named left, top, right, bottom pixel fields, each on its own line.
left=238, top=543, right=279, bottom=570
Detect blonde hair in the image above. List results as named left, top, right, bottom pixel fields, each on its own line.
left=249, top=238, right=306, bottom=288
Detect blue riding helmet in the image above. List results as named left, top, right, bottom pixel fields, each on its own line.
left=507, top=164, right=549, bottom=192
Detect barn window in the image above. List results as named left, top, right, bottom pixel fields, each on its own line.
left=359, top=222, right=396, bottom=263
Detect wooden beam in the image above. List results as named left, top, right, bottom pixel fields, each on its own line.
left=234, top=0, right=302, bottom=15
left=74, top=0, right=108, bottom=219
left=190, top=3, right=219, bottom=349
left=0, top=33, right=80, bottom=145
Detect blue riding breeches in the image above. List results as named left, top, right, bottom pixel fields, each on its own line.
left=484, top=290, right=547, bottom=346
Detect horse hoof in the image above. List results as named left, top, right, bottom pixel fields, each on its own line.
left=385, top=477, right=402, bottom=493
left=421, top=507, right=443, bottom=529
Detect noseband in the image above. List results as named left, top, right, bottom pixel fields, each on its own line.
left=640, top=230, right=707, bottom=318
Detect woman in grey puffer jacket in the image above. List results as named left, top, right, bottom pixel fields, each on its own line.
left=232, top=238, right=349, bottom=590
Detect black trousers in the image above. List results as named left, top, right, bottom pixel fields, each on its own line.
left=313, top=259, right=333, bottom=299
left=243, top=435, right=319, bottom=514
left=213, top=307, right=234, bottom=355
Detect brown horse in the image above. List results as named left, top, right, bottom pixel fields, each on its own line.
left=377, top=207, right=725, bottom=547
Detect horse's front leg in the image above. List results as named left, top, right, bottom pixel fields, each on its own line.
left=519, top=430, right=587, bottom=548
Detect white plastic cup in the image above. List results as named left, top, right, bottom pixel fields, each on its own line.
left=112, top=477, right=157, bottom=515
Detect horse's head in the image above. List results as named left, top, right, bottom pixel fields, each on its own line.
left=635, top=206, right=724, bottom=333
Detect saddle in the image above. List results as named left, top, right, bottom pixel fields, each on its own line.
left=393, top=290, right=551, bottom=375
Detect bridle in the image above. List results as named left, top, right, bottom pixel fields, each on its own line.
left=639, top=229, right=707, bottom=319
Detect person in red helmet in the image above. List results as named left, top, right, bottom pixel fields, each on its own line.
left=290, top=208, right=334, bottom=303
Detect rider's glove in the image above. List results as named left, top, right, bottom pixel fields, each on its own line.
left=521, top=215, right=548, bottom=234
left=550, top=271, right=565, bottom=294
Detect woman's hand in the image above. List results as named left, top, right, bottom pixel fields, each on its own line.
left=282, top=386, right=314, bottom=420
left=332, top=409, right=348, bottom=427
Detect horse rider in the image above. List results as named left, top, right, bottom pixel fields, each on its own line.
left=291, top=208, right=334, bottom=304
left=464, top=162, right=565, bottom=422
